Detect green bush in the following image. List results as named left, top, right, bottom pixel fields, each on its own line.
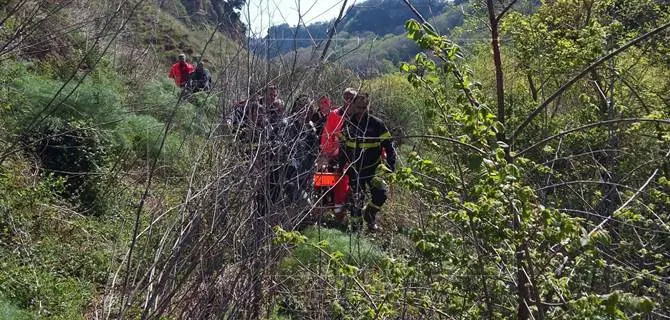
left=23, top=118, right=111, bottom=215
left=8, top=69, right=125, bottom=129
left=133, top=78, right=219, bottom=136
left=0, top=295, right=33, bottom=320
left=365, top=73, right=426, bottom=138
left=0, top=255, right=93, bottom=319
left=0, top=162, right=101, bottom=319
left=132, top=78, right=180, bottom=121
left=115, top=114, right=184, bottom=165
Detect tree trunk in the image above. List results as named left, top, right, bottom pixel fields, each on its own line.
left=486, top=1, right=531, bottom=319
left=487, top=0, right=506, bottom=144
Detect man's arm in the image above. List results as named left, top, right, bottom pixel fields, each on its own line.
left=379, top=124, right=396, bottom=172
left=168, top=65, right=176, bottom=79
left=320, top=111, right=343, bottom=158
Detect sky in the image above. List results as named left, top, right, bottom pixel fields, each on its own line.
left=242, top=0, right=354, bottom=37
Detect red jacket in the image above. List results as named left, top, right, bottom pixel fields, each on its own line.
left=169, top=61, right=194, bottom=86
left=320, top=108, right=345, bottom=158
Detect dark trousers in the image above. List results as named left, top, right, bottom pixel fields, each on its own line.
left=348, top=167, right=388, bottom=216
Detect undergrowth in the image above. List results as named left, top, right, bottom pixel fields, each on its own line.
left=0, top=54, right=215, bottom=317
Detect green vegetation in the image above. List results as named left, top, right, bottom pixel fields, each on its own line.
left=1, top=0, right=669, bottom=318
left=281, top=226, right=385, bottom=270
left=0, top=56, right=216, bottom=318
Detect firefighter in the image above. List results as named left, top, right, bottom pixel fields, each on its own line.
left=339, top=93, right=396, bottom=232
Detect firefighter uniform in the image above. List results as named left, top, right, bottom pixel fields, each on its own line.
left=339, top=113, right=396, bottom=230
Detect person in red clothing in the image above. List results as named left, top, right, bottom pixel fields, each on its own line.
left=168, top=53, right=195, bottom=87
left=321, top=88, right=356, bottom=157
left=319, top=87, right=358, bottom=223
left=310, top=94, right=332, bottom=135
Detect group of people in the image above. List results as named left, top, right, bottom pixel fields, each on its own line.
left=229, top=85, right=397, bottom=232
left=168, top=53, right=396, bottom=231
left=168, top=53, right=212, bottom=92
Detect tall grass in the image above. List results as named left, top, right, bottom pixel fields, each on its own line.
left=282, top=227, right=386, bottom=271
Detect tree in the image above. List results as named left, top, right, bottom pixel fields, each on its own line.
left=397, top=0, right=670, bottom=317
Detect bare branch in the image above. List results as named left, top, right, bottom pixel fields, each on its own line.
left=496, top=0, right=519, bottom=22
left=587, top=148, right=670, bottom=237
left=511, top=21, right=670, bottom=143
left=517, top=118, right=670, bottom=156
left=320, top=0, right=349, bottom=62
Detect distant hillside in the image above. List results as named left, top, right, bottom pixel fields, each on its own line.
left=252, top=1, right=465, bottom=77
left=6, top=0, right=245, bottom=72
left=340, top=0, right=447, bottom=35
left=252, top=0, right=450, bottom=59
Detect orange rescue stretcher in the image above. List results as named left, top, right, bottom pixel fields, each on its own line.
left=311, top=169, right=346, bottom=212
left=313, top=171, right=339, bottom=187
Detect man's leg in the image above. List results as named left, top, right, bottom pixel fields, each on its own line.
left=363, top=176, right=388, bottom=232
left=344, top=170, right=372, bottom=231
left=328, top=156, right=348, bottom=223
left=332, top=174, right=349, bottom=222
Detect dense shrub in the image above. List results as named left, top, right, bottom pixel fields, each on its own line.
left=365, top=73, right=426, bottom=136
left=9, top=70, right=125, bottom=128
left=0, top=162, right=105, bottom=319
left=115, top=114, right=184, bottom=165
left=22, top=118, right=110, bottom=215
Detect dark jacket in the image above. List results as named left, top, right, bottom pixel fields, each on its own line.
left=189, top=67, right=211, bottom=91
left=267, top=113, right=319, bottom=203
left=229, top=100, right=265, bottom=143
left=339, top=113, right=396, bottom=178
left=281, top=113, right=318, bottom=173
left=260, top=98, right=284, bottom=123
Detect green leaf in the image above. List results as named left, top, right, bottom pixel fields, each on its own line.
left=603, top=291, right=620, bottom=315
left=639, top=298, right=654, bottom=313
left=467, top=154, right=483, bottom=170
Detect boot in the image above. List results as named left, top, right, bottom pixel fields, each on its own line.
left=349, top=208, right=363, bottom=232
left=363, top=207, right=380, bottom=232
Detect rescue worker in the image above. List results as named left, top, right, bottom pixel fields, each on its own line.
left=320, top=88, right=358, bottom=221
left=339, top=93, right=396, bottom=232
left=311, top=95, right=332, bottom=136
left=260, top=85, right=284, bottom=125
left=282, top=94, right=319, bottom=203
left=189, top=60, right=212, bottom=92
left=228, top=88, right=264, bottom=143
left=168, top=53, right=194, bottom=87
left=258, top=94, right=314, bottom=217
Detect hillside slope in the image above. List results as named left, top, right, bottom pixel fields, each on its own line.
left=260, top=2, right=465, bottom=77
left=253, top=0, right=453, bottom=59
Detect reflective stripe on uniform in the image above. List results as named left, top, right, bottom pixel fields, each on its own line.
left=366, top=202, right=381, bottom=210
left=371, top=176, right=388, bottom=190
left=344, top=140, right=380, bottom=149
left=379, top=131, right=391, bottom=140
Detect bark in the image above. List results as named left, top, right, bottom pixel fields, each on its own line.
left=486, top=0, right=530, bottom=318
left=487, top=0, right=506, bottom=144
